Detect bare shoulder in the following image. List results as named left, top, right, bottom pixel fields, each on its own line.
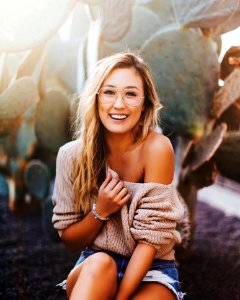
left=142, top=132, right=175, bottom=184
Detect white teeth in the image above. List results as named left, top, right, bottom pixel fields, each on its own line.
left=110, top=114, right=127, bottom=120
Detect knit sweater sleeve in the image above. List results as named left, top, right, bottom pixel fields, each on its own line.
left=52, top=145, right=83, bottom=237
left=128, top=184, right=184, bottom=253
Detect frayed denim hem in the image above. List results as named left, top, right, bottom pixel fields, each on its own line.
left=142, top=270, right=186, bottom=300
left=56, top=279, right=67, bottom=290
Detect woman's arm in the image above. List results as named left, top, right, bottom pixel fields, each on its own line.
left=116, top=133, right=175, bottom=299
left=115, top=243, right=156, bottom=300
left=62, top=171, right=130, bottom=251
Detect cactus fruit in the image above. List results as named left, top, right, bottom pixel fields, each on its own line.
left=140, top=26, right=219, bottom=138
left=35, top=90, right=70, bottom=153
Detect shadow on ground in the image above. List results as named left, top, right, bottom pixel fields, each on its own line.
left=0, top=194, right=240, bottom=300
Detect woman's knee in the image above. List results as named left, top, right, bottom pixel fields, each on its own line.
left=83, top=252, right=117, bottom=278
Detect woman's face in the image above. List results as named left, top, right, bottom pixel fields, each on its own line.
left=98, top=67, right=145, bottom=136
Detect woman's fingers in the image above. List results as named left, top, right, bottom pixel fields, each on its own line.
left=101, top=171, right=112, bottom=189
left=112, top=180, right=124, bottom=194
left=118, top=193, right=131, bottom=206
left=106, top=176, right=120, bottom=191
left=115, top=186, right=128, bottom=200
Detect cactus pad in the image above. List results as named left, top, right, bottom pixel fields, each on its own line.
left=140, top=26, right=219, bottom=137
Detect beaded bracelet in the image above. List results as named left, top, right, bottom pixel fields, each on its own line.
left=91, top=202, right=110, bottom=221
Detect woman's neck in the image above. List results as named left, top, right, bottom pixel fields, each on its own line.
left=104, top=131, right=135, bottom=156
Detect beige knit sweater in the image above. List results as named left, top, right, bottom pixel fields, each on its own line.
left=52, top=140, right=184, bottom=260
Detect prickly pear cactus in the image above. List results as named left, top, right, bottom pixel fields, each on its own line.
left=35, top=90, right=70, bottom=153
left=109, top=6, right=160, bottom=53
left=140, top=26, right=219, bottom=138
left=0, top=77, right=39, bottom=119
left=24, top=160, right=50, bottom=199
left=215, top=132, right=240, bottom=182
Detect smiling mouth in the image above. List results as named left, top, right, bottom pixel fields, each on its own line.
left=110, top=114, right=128, bottom=120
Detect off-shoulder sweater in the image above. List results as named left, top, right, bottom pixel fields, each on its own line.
left=52, top=140, right=185, bottom=260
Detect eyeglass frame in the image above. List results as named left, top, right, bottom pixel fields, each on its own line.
left=97, top=86, right=145, bottom=107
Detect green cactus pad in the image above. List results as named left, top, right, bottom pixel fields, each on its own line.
left=110, top=6, right=160, bottom=53
left=16, top=43, right=46, bottom=79
left=140, top=0, right=175, bottom=27
left=211, top=68, right=240, bottom=120
left=140, top=26, right=219, bottom=137
left=0, top=0, right=76, bottom=52
left=220, top=46, right=240, bottom=80
left=24, top=160, right=50, bottom=199
left=99, top=0, right=132, bottom=43
left=35, top=90, right=70, bottom=153
left=215, top=131, right=240, bottom=183
left=14, top=119, right=37, bottom=159
left=0, top=77, right=39, bottom=119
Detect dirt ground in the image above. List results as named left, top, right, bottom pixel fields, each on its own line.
left=0, top=193, right=240, bottom=300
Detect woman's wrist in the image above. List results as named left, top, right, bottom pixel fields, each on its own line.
left=91, top=201, right=110, bottom=221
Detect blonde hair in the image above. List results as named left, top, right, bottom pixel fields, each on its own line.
left=72, top=52, right=162, bottom=213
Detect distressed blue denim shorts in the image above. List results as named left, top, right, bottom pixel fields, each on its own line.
left=57, top=248, right=185, bottom=300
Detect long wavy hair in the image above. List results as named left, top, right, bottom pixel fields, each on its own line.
left=72, top=52, right=162, bottom=213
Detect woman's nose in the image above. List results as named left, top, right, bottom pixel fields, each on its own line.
left=113, top=92, right=125, bottom=108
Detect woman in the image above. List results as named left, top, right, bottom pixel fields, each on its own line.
left=52, top=52, right=185, bottom=300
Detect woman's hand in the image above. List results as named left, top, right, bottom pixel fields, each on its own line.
left=95, top=172, right=130, bottom=218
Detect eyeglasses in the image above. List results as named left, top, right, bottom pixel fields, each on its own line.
left=97, top=87, right=144, bottom=107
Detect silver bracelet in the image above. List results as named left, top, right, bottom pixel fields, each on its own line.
left=91, top=202, right=109, bottom=221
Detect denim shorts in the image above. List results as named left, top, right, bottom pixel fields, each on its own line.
left=57, top=248, right=185, bottom=300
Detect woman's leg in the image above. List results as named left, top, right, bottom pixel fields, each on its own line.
left=130, top=282, right=177, bottom=300
left=66, top=252, right=118, bottom=300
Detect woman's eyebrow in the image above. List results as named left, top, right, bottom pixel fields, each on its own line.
left=103, top=84, right=139, bottom=90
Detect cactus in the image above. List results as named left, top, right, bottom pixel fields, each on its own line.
left=24, top=160, right=50, bottom=199
left=98, top=0, right=132, bottom=43
left=109, top=6, right=160, bottom=53
left=215, top=132, right=240, bottom=182
left=0, top=174, right=8, bottom=198
left=140, top=26, right=219, bottom=138
left=211, top=68, right=240, bottom=120
left=0, top=0, right=76, bottom=52
left=42, top=194, right=61, bottom=241
left=216, top=99, right=240, bottom=131
left=35, top=90, right=70, bottom=153
left=140, top=0, right=175, bottom=27
left=220, top=46, right=240, bottom=80
left=173, top=0, right=240, bottom=34
left=0, top=77, right=39, bottom=119
left=16, top=43, right=46, bottom=82
left=14, top=119, right=37, bottom=159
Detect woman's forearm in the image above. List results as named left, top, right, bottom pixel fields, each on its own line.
left=115, top=243, right=157, bottom=300
left=61, top=211, right=105, bottom=251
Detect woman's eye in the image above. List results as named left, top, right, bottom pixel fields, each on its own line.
left=104, top=89, right=115, bottom=95
left=125, top=91, right=137, bottom=97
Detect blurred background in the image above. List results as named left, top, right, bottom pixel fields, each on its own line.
left=0, top=0, right=240, bottom=299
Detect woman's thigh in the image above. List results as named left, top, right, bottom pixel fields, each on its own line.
left=66, top=252, right=118, bottom=298
left=66, top=263, right=84, bottom=298
left=130, top=282, right=176, bottom=300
